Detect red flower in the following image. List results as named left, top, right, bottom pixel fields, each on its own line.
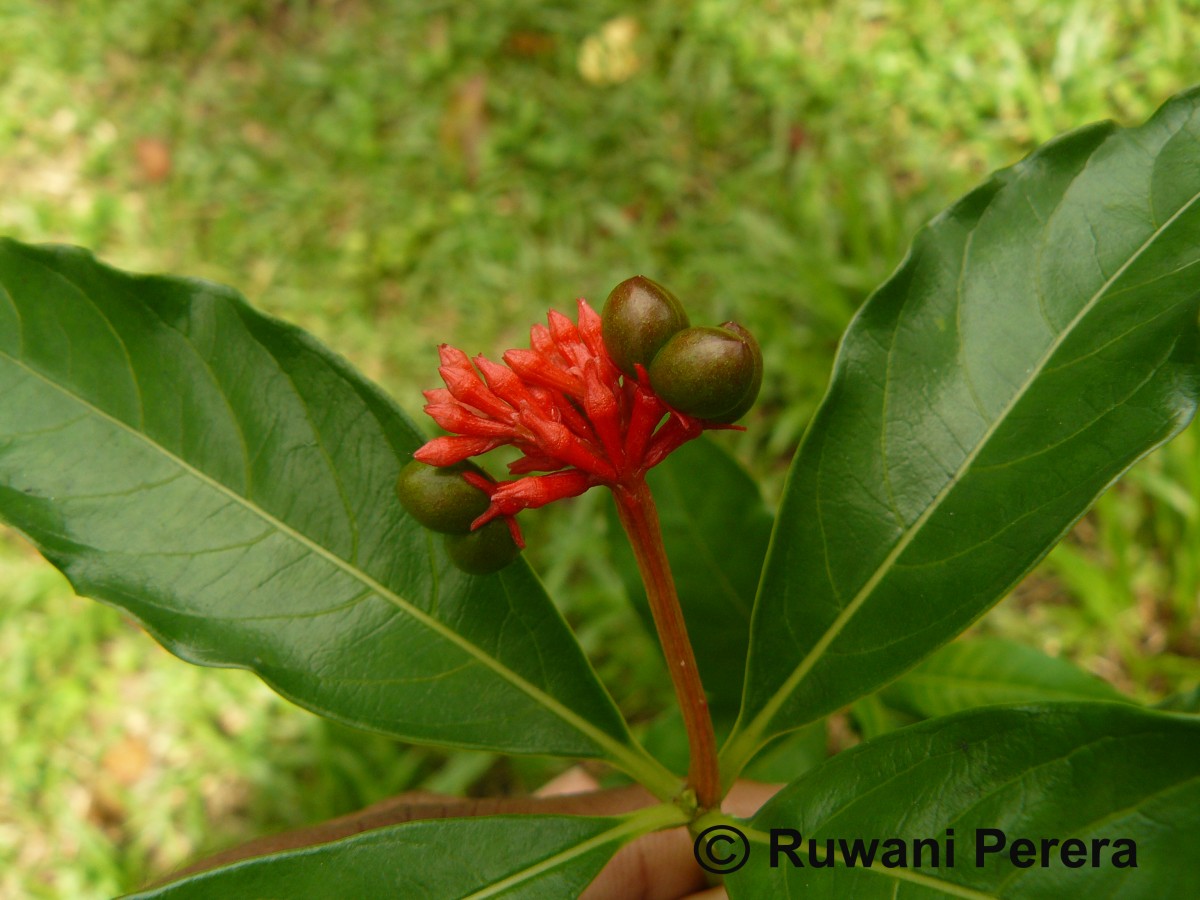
left=413, top=299, right=735, bottom=543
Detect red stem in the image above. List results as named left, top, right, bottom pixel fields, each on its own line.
left=612, top=479, right=720, bottom=811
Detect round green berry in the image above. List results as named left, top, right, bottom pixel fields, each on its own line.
left=396, top=460, right=490, bottom=534
left=443, top=520, right=522, bottom=575
left=648, top=322, right=763, bottom=423
left=710, top=321, right=763, bottom=424
left=601, top=275, right=690, bottom=377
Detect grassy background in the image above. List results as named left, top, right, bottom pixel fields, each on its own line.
left=2, top=0, right=1199, bottom=895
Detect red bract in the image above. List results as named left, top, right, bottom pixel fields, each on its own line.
left=413, top=299, right=735, bottom=539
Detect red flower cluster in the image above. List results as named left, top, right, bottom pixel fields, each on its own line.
left=413, top=299, right=731, bottom=545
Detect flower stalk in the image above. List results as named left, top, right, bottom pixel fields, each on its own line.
left=612, top=478, right=720, bottom=811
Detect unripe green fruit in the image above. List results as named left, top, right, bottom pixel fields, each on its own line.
left=601, top=275, right=690, bottom=377
left=443, top=520, right=522, bottom=575
left=710, top=320, right=763, bottom=423
left=648, top=322, right=763, bottom=423
left=396, top=460, right=490, bottom=534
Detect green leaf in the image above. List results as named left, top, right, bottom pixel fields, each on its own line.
left=728, top=704, right=1200, bottom=898
left=740, top=719, right=827, bottom=783
left=127, top=805, right=686, bottom=899
left=1156, top=685, right=1200, bottom=714
left=849, top=693, right=910, bottom=740
left=883, top=638, right=1127, bottom=719
left=724, top=87, right=1200, bottom=774
left=608, top=437, right=772, bottom=714
left=0, top=240, right=670, bottom=788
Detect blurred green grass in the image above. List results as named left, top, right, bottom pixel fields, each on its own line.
left=1, top=0, right=1199, bottom=895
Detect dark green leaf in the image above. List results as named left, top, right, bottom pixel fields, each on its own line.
left=608, top=437, right=772, bottom=714
left=884, top=638, right=1127, bottom=719
left=728, top=704, right=1200, bottom=898
left=849, top=693, right=910, bottom=740
left=740, top=719, right=827, bottom=783
left=1156, top=685, right=1200, bottom=713
left=725, top=87, right=1200, bottom=774
left=636, top=705, right=696, bottom=775
left=0, top=241, right=670, bottom=787
left=128, top=806, right=686, bottom=899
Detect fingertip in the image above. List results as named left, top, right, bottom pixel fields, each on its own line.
left=535, top=766, right=602, bottom=797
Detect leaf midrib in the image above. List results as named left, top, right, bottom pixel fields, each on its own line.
left=725, top=160, right=1200, bottom=770
left=463, top=805, right=687, bottom=900
left=1, top=347, right=662, bottom=783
